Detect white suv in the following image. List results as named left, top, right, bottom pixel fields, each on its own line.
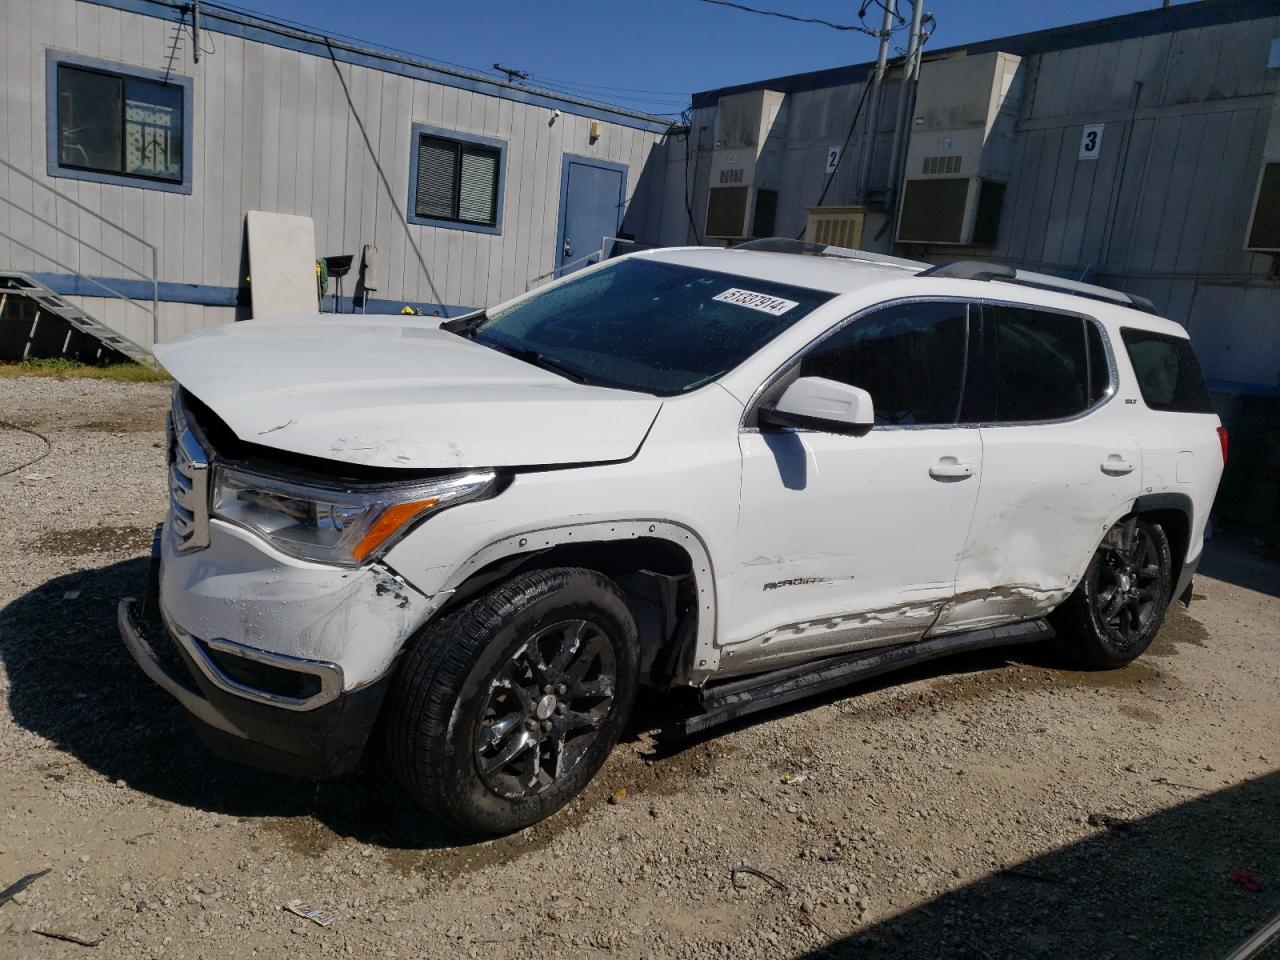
left=120, top=240, right=1226, bottom=834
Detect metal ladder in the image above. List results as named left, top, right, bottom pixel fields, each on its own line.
left=0, top=272, right=155, bottom=366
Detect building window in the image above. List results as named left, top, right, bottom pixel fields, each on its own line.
left=408, top=124, right=505, bottom=234
left=46, top=52, right=192, bottom=194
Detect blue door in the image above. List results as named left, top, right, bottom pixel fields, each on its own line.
left=556, top=155, right=627, bottom=276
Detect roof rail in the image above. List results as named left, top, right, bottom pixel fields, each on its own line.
left=734, top=238, right=927, bottom=271
left=918, top=260, right=1159, bottom=315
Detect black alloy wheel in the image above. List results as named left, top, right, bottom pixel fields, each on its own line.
left=475, top=618, right=617, bottom=800
left=1052, top=516, right=1173, bottom=669
left=385, top=567, right=639, bottom=835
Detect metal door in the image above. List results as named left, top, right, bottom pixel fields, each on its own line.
left=557, top=155, right=626, bottom=276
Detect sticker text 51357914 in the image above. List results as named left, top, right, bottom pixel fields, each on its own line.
left=713, top=288, right=799, bottom=317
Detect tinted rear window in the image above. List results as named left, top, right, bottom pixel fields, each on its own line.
left=1120, top=328, right=1214, bottom=413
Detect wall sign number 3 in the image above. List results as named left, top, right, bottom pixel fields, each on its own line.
left=1078, top=124, right=1104, bottom=161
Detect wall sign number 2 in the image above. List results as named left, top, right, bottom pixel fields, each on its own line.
left=1078, top=124, right=1104, bottom=161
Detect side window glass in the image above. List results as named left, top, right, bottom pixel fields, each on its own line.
left=798, top=301, right=968, bottom=426
left=987, top=306, right=1090, bottom=422
left=1119, top=328, right=1215, bottom=413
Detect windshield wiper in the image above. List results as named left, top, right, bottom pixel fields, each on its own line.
left=481, top=340, right=589, bottom=384
left=441, top=309, right=486, bottom=339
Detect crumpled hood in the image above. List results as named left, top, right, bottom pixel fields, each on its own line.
left=155, top=315, right=662, bottom=469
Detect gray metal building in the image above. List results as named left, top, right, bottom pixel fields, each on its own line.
left=0, top=0, right=674, bottom=350
left=662, top=0, right=1280, bottom=527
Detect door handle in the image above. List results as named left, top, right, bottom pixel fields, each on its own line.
left=1101, top=456, right=1135, bottom=476
left=929, top=458, right=973, bottom=480
left=563, top=239, right=573, bottom=257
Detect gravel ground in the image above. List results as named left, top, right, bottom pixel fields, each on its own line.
left=1, top=375, right=1278, bottom=960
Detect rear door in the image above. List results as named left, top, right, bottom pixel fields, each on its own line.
left=724, top=300, right=983, bottom=673
left=935, top=302, right=1141, bottom=633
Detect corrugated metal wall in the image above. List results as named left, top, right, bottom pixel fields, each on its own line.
left=0, top=0, right=672, bottom=346
left=671, top=10, right=1280, bottom=392
left=999, top=17, right=1280, bottom=390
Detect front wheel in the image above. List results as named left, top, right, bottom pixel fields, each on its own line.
left=1052, top=517, right=1173, bottom=669
left=384, top=567, right=640, bottom=836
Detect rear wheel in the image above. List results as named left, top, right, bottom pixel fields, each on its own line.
left=1053, top=517, right=1173, bottom=668
left=385, top=567, right=639, bottom=836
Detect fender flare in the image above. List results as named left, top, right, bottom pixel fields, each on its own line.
left=1131, top=491, right=1197, bottom=599
left=1132, top=491, right=1194, bottom=521
left=418, top=519, right=723, bottom=679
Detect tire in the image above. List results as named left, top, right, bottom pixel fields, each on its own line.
left=384, top=567, right=640, bottom=836
left=1052, top=517, right=1174, bottom=669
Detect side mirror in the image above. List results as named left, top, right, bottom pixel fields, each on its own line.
left=759, top=376, right=875, bottom=437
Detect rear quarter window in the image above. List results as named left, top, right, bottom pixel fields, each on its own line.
left=1119, top=328, right=1214, bottom=413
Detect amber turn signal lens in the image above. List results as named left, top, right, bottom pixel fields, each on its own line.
left=351, top=498, right=440, bottom=562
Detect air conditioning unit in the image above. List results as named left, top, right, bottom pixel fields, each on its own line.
left=705, top=89, right=788, bottom=240
left=1245, top=91, right=1280, bottom=252
left=897, top=52, right=1024, bottom=246
left=804, top=206, right=866, bottom=248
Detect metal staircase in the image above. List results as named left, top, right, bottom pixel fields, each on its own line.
left=0, top=272, right=154, bottom=365
left=0, top=157, right=160, bottom=365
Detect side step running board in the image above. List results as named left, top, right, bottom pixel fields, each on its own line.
left=666, top=619, right=1054, bottom=738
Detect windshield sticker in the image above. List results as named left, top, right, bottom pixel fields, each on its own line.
left=713, top=288, right=799, bottom=316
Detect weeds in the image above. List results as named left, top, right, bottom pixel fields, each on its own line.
left=0, top=358, right=169, bottom=382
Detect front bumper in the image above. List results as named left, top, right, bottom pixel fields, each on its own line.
left=118, top=595, right=391, bottom=779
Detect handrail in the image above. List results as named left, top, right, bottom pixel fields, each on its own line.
left=0, top=158, right=160, bottom=344
left=0, top=196, right=154, bottom=283
left=527, top=237, right=637, bottom=290
left=0, top=231, right=158, bottom=321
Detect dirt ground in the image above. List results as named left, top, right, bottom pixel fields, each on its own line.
left=1, top=376, right=1278, bottom=960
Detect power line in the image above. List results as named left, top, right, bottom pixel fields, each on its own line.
left=795, top=79, right=874, bottom=238
left=677, top=112, right=703, bottom=245
left=531, top=79, right=688, bottom=106
left=524, top=75, right=690, bottom=97
left=693, top=0, right=893, bottom=36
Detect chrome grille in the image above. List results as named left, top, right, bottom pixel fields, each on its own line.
left=167, top=394, right=210, bottom=553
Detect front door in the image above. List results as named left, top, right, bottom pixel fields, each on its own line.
left=723, top=300, right=983, bottom=674
left=557, top=155, right=626, bottom=276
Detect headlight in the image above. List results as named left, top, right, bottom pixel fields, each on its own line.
left=211, top=466, right=495, bottom=566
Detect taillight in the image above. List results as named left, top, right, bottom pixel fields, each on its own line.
left=1217, top=426, right=1229, bottom=465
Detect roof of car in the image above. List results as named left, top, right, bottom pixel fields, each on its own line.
left=638, top=246, right=922, bottom=295
left=635, top=245, right=1187, bottom=334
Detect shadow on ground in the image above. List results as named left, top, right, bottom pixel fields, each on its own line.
left=1197, top=530, right=1280, bottom=599
left=0, top=558, right=469, bottom=850
left=2, top=543, right=1271, bottom=864
left=0, top=558, right=733, bottom=857
left=798, top=770, right=1280, bottom=960
left=0, top=557, right=1048, bottom=854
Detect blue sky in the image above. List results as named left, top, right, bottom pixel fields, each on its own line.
left=236, top=0, right=1176, bottom=116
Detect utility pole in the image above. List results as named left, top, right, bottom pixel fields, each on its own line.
left=884, top=0, right=927, bottom=217
left=854, top=0, right=897, bottom=205
left=493, top=63, right=530, bottom=84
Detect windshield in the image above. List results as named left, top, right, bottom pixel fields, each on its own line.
left=468, top=258, right=834, bottom=395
